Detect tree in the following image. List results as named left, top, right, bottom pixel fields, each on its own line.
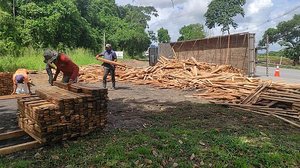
left=177, top=23, right=205, bottom=41
left=204, top=0, right=246, bottom=34
left=0, top=0, right=158, bottom=57
left=157, top=27, right=170, bottom=43
left=260, top=14, right=300, bottom=65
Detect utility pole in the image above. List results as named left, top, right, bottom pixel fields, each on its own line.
left=103, top=31, right=106, bottom=51
left=13, top=0, right=16, bottom=21
left=266, top=35, right=269, bottom=76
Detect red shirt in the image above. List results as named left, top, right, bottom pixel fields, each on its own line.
left=54, top=53, right=79, bottom=81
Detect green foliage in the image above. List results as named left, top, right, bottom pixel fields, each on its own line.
left=0, top=48, right=98, bottom=72
left=204, top=0, right=246, bottom=34
left=157, top=27, right=171, bottom=43
left=177, top=23, right=206, bottom=41
left=260, top=14, right=300, bottom=65
left=0, top=0, right=158, bottom=57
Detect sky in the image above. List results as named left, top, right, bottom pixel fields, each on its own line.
left=115, top=0, right=300, bottom=51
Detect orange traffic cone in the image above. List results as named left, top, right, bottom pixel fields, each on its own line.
left=274, top=65, right=280, bottom=77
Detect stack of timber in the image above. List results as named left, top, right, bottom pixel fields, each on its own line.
left=18, top=83, right=108, bottom=143
left=0, top=72, right=13, bottom=96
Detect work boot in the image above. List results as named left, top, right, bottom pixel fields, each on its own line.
left=112, top=82, right=116, bottom=90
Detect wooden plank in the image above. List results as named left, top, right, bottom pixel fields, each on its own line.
left=0, top=94, right=29, bottom=100
left=0, top=141, right=42, bottom=155
left=0, top=130, right=26, bottom=141
left=272, top=114, right=300, bottom=128
left=97, top=57, right=127, bottom=67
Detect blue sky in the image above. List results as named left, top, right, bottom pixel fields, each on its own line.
left=116, top=0, right=300, bottom=51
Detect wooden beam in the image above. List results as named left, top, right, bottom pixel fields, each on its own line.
left=96, top=57, right=127, bottom=67
left=0, top=94, right=29, bottom=100
left=0, top=130, right=26, bottom=141
left=0, top=141, right=42, bottom=155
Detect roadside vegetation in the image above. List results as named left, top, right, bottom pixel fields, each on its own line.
left=0, top=103, right=299, bottom=167
left=257, top=51, right=300, bottom=70
left=0, top=48, right=99, bottom=72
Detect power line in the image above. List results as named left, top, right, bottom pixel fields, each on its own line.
left=234, top=4, right=300, bottom=33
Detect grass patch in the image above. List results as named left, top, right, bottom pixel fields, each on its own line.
left=0, top=48, right=100, bottom=72
left=257, top=55, right=300, bottom=70
left=257, top=55, right=293, bottom=65
left=0, top=104, right=299, bottom=167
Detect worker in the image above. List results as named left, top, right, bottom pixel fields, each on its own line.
left=11, top=69, right=32, bottom=94
left=43, top=49, right=79, bottom=85
left=96, top=44, right=117, bottom=89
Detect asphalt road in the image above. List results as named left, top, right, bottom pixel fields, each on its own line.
left=255, top=66, right=300, bottom=84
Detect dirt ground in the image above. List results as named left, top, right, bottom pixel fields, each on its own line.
left=0, top=60, right=208, bottom=135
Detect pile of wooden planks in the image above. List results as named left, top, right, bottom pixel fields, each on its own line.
left=18, top=83, right=108, bottom=143
left=0, top=72, right=13, bottom=96
left=78, top=57, right=300, bottom=128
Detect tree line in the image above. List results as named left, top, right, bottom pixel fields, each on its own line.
left=0, top=0, right=158, bottom=56
left=0, top=0, right=299, bottom=64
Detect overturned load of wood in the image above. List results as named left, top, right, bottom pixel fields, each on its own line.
left=18, top=83, right=108, bottom=143
left=79, top=57, right=300, bottom=128
left=126, top=57, right=299, bottom=128
left=0, top=72, right=13, bottom=96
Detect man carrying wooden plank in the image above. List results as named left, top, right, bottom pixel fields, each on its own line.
left=11, top=69, right=32, bottom=95
left=96, top=44, right=117, bottom=89
left=44, top=49, right=79, bottom=85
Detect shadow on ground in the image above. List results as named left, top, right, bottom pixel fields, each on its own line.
left=107, top=97, right=299, bottom=133
left=0, top=97, right=299, bottom=167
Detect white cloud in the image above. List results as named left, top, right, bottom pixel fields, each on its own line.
left=116, top=0, right=299, bottom=50
left=247, top=0, right=273, bottom=15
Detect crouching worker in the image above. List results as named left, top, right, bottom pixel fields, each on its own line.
left=12, top=69, right=32, bottom=95
left=43, top=49, right=79, bottom=85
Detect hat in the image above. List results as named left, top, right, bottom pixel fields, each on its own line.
left=44, top=49, right=58, bottom=64
left=105, top=44, right=112, bottom=48
left=15, top=75, right=24, bottom=83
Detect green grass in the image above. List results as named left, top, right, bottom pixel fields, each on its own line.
left=257, top=55, right=293, bottom=65
left=0, top=103, right=299, bottom=168
left=257, top=55, right=300, bottom=70
left=0, top=48, right=100, bottom=72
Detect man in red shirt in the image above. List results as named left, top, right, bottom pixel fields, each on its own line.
left=43, top=49, right=79, bottom=85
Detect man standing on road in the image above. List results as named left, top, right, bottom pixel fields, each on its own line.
left=43, top=49, right=79, bottom=85
left=96, top=44, right=117, bottom=89
left=11, top=69, right=32, bottom=95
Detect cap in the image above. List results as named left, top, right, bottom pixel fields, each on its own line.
left=105, top=44, right=112, bottom=48
left=15, top=75, right=24, bottom=83
left=43, top=49, right=58, bottom=64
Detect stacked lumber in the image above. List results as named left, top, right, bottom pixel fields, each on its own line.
left=0, top=72, right=13, bottom=96
left=18, top=83, right=108, bottom=143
